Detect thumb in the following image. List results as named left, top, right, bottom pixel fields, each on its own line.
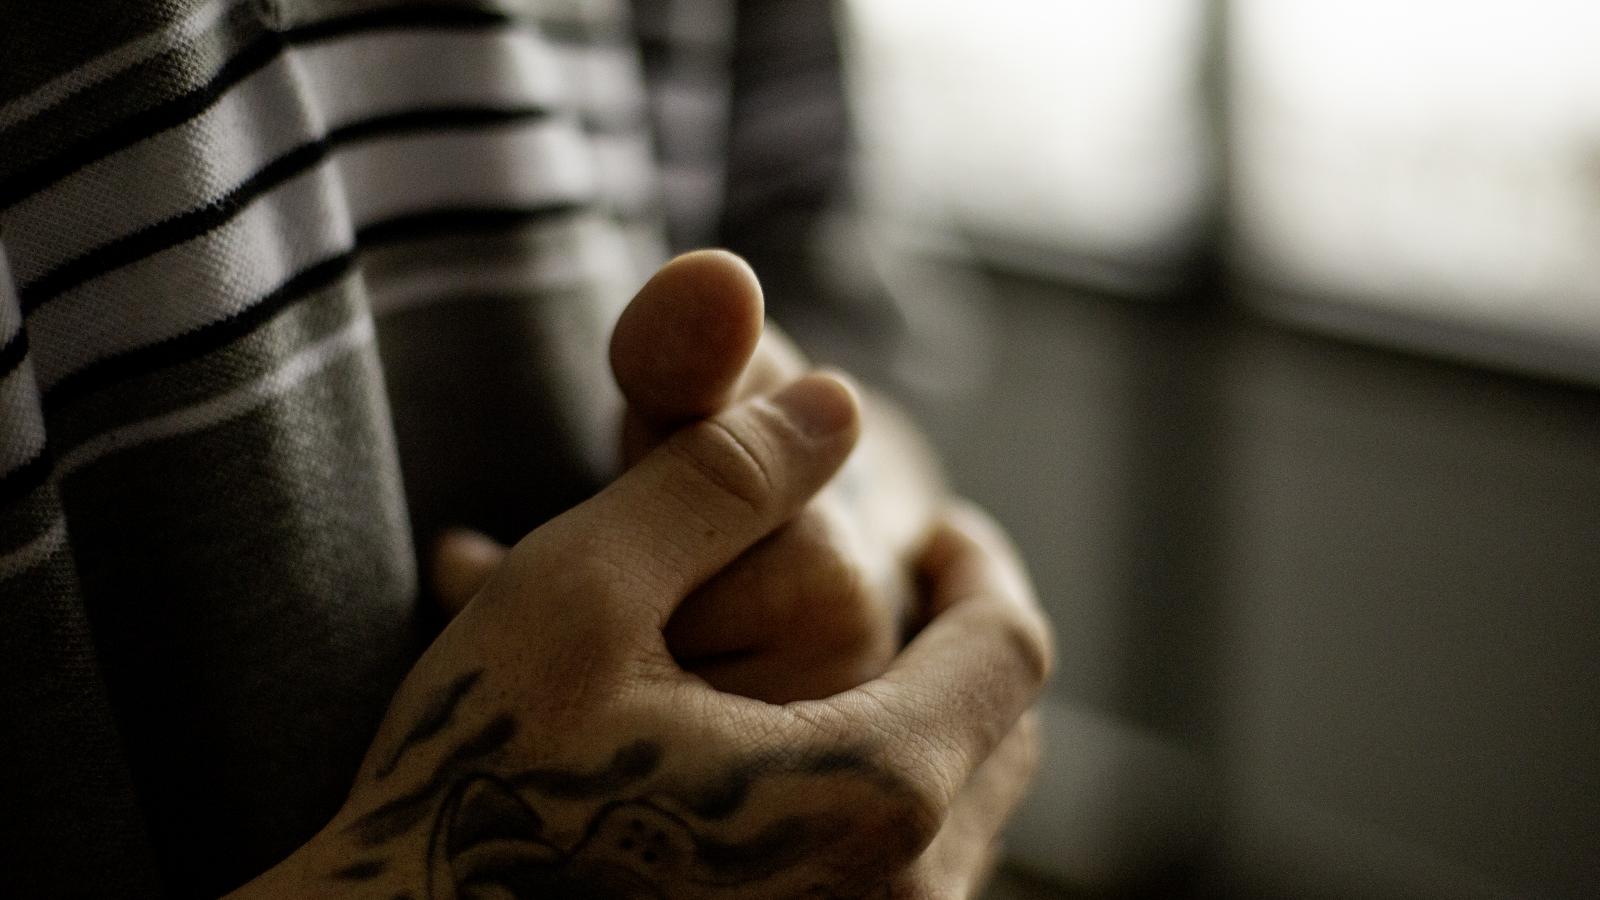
left=610, top=250, right=765, bottom=454
left=532, top=371, right=861, bottom=630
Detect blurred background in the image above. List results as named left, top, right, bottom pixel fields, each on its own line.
left=822, top=1, right=1600, bottom=897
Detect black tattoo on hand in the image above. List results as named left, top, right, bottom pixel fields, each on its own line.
left=375, top=670, right=482, bottom=779
left=335, top=670, right=911, bottom=899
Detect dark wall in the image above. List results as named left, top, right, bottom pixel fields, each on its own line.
left=902, top=271, right=1600, bottom=899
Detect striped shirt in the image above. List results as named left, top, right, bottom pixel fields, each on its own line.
left=0, top=1, right=851, bottom=895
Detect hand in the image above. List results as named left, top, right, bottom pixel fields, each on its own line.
left=434, top=250, right=945, bottom=703
left=239, top=374, right=1051, bottom=899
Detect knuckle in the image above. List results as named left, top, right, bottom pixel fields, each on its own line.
left=667, top=418, right=777, bottom=521
left=987, top=600, right=1055, bottom=690
left=835, top=778, right=946, bottom=882
left=787, top=701, right=948, bottom=847
left=813, top=559, right=876, bottom=648
left=851, top=742, right=951, bottom=851
left=1016, top=607, right=1056, bottom=687
left=885, top=772, right=949, bottom=852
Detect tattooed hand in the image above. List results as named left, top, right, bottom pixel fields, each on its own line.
left=434, top=251, right=944, bottom=703
left=231, top=373, right=1051, bottom=899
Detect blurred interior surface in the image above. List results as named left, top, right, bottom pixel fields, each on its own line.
left=835, top=2, right=1600, bottom=897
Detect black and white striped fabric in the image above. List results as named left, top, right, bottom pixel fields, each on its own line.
left=0, top=1, right=855, bottom=895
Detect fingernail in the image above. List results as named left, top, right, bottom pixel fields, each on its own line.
left=772, top=373, right=857, bottom=439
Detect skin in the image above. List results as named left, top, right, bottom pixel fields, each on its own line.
left=228, top=372, right=1053, bottom=899
left=435, top=251, right=945, bottom=704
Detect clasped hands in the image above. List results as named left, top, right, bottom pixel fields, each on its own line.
left=245, top=252, right=1053, bottom=899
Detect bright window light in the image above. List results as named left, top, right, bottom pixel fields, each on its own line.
left=1232, top=0, right=1600, bottom=349
left=843, top=0, right=1211, bottom=276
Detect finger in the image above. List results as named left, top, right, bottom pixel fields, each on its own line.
left=538, top=372, right=862, bottom=629
left=905, top=712, right=1041, bottom=898
left=735, top=326, right=809, bottom=397
left=844, top=391, right=947, bottom=569
left=619, top=323, right=812, bottom=466
left=663, top=528, right=807, bottom=660
left=834, top=503, right=1053, bottom=809
left=429, top=528, right=508, bottom=619
left=667, top=496, right=904, bottom=701
left=687, top=639, right=893, bottom=704
left=663, top=497, right=858, bottom=659
left=610, top=249, right=765, bottom=431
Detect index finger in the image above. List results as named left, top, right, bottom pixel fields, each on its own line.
left=832, top=503, right=1053, bottom=810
